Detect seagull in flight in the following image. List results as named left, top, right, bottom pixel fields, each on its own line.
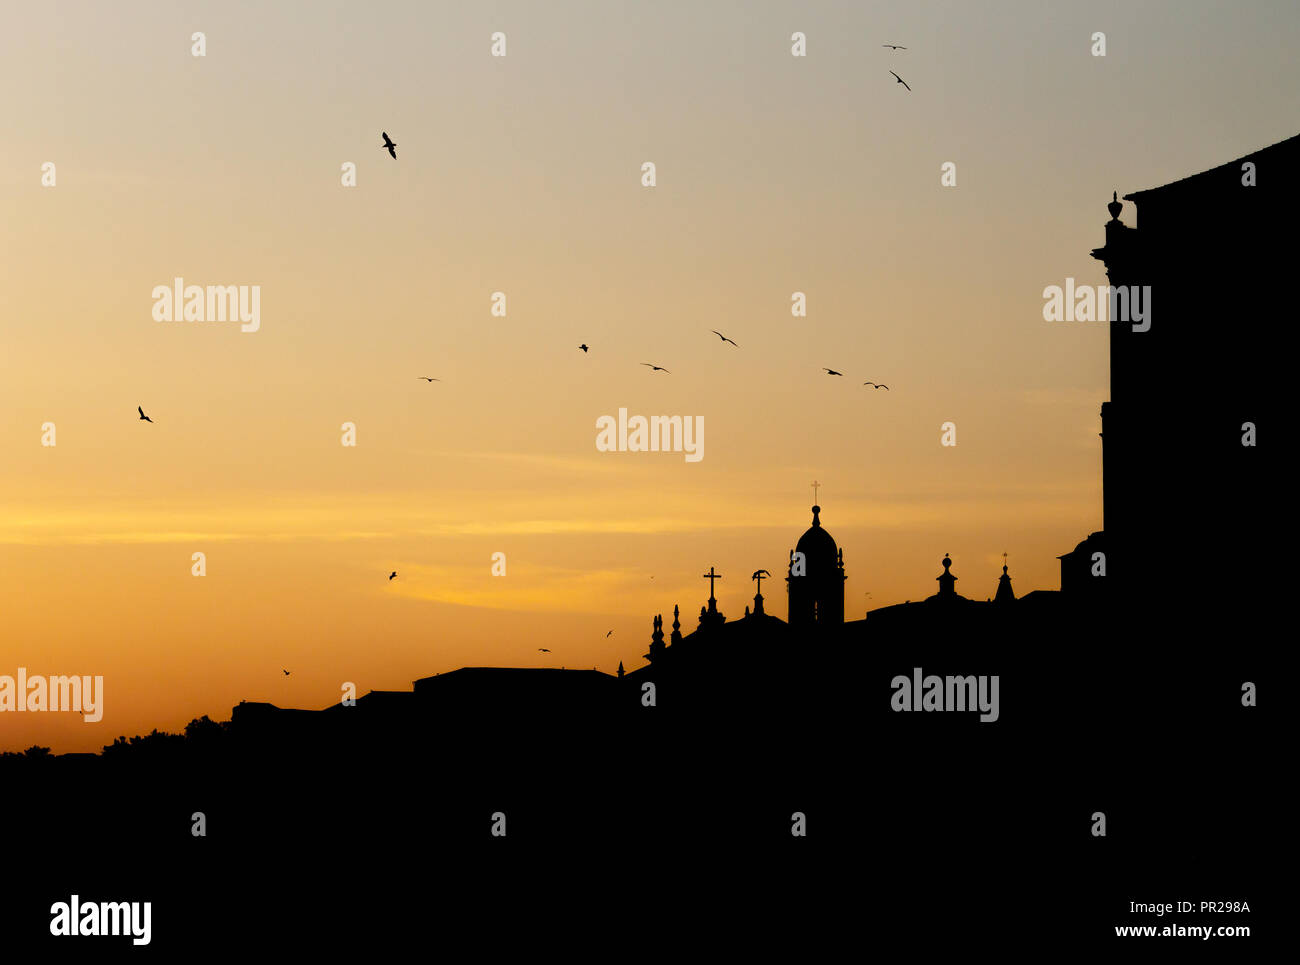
left=389, top=571, right=397, bottom=580
left=137, top=405, right=153, bottom=423
left=382, top=132, right=397, bottom=159
left=890, top=71, right=911, bottom=91
left=710, top=330, right=739, bottom=347
left=641, top=363, right=671, bottom=373
left=282, top=670, right=290, bottom=676
left=579, top=344, right=589, bottom=352
left=863, top=382, right=890, bottom=390
left=605, top=630, right=613, bottom=637
left=538, top=648, right=551, bottom=652
left=823, top=368, right=843, bottom=376
left=882, top=44, right=907, bottom=50
left=417, top=377, right=440, bottom=382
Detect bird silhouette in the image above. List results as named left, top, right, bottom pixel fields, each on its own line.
left=538, top=648, right=551, bottom=652
left=882, top=44, right=907, bottom=50
left=579, top=344, right=589, bottom=352
left=641, top=363, right=671, bottom=373
left=389, top=571, right=397, bottom=580
left=710, top=330, right=738, bottom=347
left=282, top=670, right=290, bottom=676
left=417, top=377, right=440, bottom=382
left=823, top=368, right=843, bottom=376
left=382, top=132, right=397, bottom=159
left=605, top=630, right=613, bottom=637
left=137, top=406, right=153, bottom=423
left=890, top=71, right=911, bottom=91
left=863, top=382, right=890, bottom=390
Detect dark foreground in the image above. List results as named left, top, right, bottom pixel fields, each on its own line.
left=3, top=620, right=1274, bottom=954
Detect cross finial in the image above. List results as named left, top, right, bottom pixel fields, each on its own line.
left=811, top=480, right=821, bottom=504
left=702, top=566, right=722, bottom=600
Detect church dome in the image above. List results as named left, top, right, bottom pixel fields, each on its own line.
left=795, top=505, right=839, bottom=567
left=788, top=503, right=846, bottom=626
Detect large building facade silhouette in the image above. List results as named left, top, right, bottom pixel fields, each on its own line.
left=1061, top=134, right=1290, bottom=622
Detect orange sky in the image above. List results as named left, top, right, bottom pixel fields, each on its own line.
left=4, top=0, right=1298, bottom=751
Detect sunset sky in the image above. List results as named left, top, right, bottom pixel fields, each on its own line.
left=3, top=0, right=1298, bottom=752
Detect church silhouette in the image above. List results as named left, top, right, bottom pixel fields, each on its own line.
left=228, top=496, right=1050, bottom=743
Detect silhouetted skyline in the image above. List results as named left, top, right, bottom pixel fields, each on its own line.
left=3, top=1, right=1294, bottom=761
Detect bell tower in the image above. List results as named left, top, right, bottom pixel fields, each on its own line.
left=787, top=494, right=846, bottom=627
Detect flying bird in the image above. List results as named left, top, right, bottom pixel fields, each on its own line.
left=137, top=406, right=153, bottom=423
left=863, top=382, right=890, bottom=390
left=417, top=377, right=440, bottom=382
left=710, top=330, right=738, bottom=347
left=382, top=132, right=397, bottom=158
left=538, top=648, right=551, bottom=652
left=641, top=363, right=671, bottom=373
left=605, top=630, right=613, bottom=637
left=890, top=71, right=911, bottom=91
left=579, top=344, right=589, bottom=353
left=389, top=571, right=397, bottom=580
left=882, top=44, right=907, bottom=50
left=823, top=368, right=843, bottom=376
left=282, top=670, right=290, bottom=676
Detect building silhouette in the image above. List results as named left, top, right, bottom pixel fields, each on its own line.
left=1062, top=134, right=1292, bottom=618
left=194, top=138, right=1293, bottom=743
left=787, top=505, right=846, bottom=626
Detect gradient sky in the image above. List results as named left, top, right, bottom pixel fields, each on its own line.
left=3, top=0, right=1298, bottom=752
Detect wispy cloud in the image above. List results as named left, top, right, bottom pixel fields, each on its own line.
left=0, top=475, right=1097, bottom=546
left=386, top=564, right=639, bottom=613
